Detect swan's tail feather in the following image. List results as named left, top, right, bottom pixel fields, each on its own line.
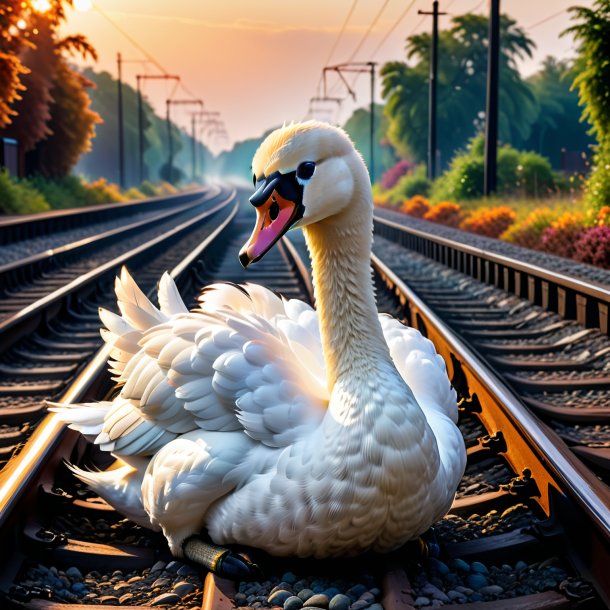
left=114, top=267, right=166, bottom=331
left=48, top=401, right=112, bottom=439
left=158, top=272, right=188, bottom=316
left=66, top=460, right=157, bottom=530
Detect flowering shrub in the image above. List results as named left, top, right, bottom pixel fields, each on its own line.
left=500, top=207, right=559, bottom=249
left=402, top=195, right=430, bottom=218
left=84, top=178, right=127, bottom=204
left=573, top=226, right=610, bottom=269
left=596, top=206, right=610, bottom=226
left=124, top=187, right=146, bottom=200
left=381, top=159, right=415, bottom=191
left=540, top=212, right=587, bottom=259
left=373, top=193, right=390, bottom=207
left=459, top=206, right=516, bottom=238
left=156, top=181, right=178, bottom=196
left=423, top=201, right=462, bottom=227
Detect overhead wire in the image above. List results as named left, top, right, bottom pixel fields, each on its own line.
left=369, top=0, right=418, bottom=60
left=528, top=8, right=565, bottom=30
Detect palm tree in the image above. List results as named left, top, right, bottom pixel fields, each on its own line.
left=381, top=14, right=537, bottom=168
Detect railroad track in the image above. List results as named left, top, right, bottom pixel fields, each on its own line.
left=0, top=187, right=221, bottom=321
left=0, top=186, right=234, bottom=471
left=0, top=192, right=608, bottom=609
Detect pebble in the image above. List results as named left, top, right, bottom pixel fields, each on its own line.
left=284, top=595, right=304, bottom=610
left=324, top=587, right=341, bottom=599
left=449, top=558, right=469, bottom=572
left=329, top=593, right=351, bottom=610
left=119, top=592, right=135, bottom=603
left=515, top=561, right=528, bottom=573
left=152, top=592, right=182, bottom=606
left=466, top=573, right=488, bottom=590
left=447, top=590, right=467, bottom=602
left=177, top=564, right=199, bottom=577
left=304, top=593, right=330, bottom=608
left=165, top=561, right=181, bottom=573
left=269, top=590, right=294, bottom=605
left=152, top=577, right=171, bottom=588
left=234, top=592, right=247, bottom=605
left=282, top=572, right=298, bottom=584
left=414, top=596, right=431, bottom=607
left=65, top=567, right=82, bottom=581
left=174, top=581, right=196, bottom=597
left=150, top=561, right=166, bottom=573
left=369, top=604, right=384, bottom=610
left=99, top=595, right=120, bottom=605
left=271, top=582, right=295, bottom=595
left=428, top=558, right=449, bottom=575
left=298, top=588, right=315, bottom=602
left=350, top=600, right=372, bottom=610
left=113, top=582, right=131, bottom=592
left=347, top=584, right=367, bottom=599
left=71, top=582, right=88, bottom=596
left=480, top=585, right=504, bottom=596
left=471, top=561, right=489, bottom=574
left=421, top=584, right=449, bottom=603
left=359, top=592, right=376, bottom=603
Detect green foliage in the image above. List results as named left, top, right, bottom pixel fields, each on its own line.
left=381, top=13, right=536, bottom=167
left=518, top=57, right=594, bottom=167
left=26, top=174, right=90, bottom=209
left=432, top=136, right=555, bottom=200
left=342, top=104, right=399, bottom=181
left=0, top=169, right=49, bottom=214
left=388, top=166, right=431, bottom=203
left=501, top=207, right=560, bottom=249
left=124, top=187, right=145, bottom=200
left=139, top=180, right=159, bottom=197
left=564, top=0, right=610, bottom=212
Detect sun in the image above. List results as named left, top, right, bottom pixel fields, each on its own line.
left=73, top=0, right=92, bottom=11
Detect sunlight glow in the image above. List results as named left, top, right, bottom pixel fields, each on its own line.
left=31, top=0, right=51, bottom=13
left=73, top=0, right=92, bottom=11
left=16, top=18, right=27, bottom=29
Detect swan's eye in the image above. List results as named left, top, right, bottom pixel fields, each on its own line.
left=253, top=174, right=257, bottom=186
left=296, top=161, right=315, bottom=182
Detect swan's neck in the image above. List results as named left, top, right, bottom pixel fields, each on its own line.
left=303, top=200, right=392, bottom=389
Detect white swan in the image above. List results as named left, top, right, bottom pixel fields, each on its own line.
left=52, top=121, right=465, bottom=576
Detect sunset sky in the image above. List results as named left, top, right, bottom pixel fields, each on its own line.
left=62, top=1, right=592, bottom=153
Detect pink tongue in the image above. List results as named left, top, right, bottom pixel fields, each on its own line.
left=249, top=207, right=294, bottom=258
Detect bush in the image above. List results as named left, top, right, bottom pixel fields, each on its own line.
left=517, top=151, right=556, bottom=196
left=388, top=166, right=431, bottom=203
left=573, top=226, right=610, bottom=269
left=424, top=201, right=462, bottom=227
left=433, top=134, right=556, bottom=201
left=0, top=170, right=50, bottom=214
left=459, top=206, right=516, bottom=238
left=373, top=193, right=390, bottom=207
left=26, top=175, right=90, bottom=209
left=380, top=159, right=415, bottom=190
left=540, top=211, right=587, bottom=259
left=402, top=195, right=430, bottom=217
left=124, top=187, right=146, bottom=200
left=83, top=178, right=127, bottom=205
left=156, top=181, right=178, bottom=196
left=595, top=205, right=610, bottom=227
left=139, top=180, right=159, bottom=197
left=501, top=207, right=559, bottom=249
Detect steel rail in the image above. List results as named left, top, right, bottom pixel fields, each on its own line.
left=0, top=200, right=239, bottom=528
left=0, top=187, right=219, bottom=294
left=373, top=214, right=610, bottom=334
left=0, top=187, right=208, bottom=246
left=372, top=250, right=610, bottom=605
left=0, top=189, right=235, bottom=352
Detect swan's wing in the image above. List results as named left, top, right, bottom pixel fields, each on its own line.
left=104, top=279, right=327, bottom=455
left=168, top=292, right=328, bottom=447
left=379, top=315, right=458, bottom=423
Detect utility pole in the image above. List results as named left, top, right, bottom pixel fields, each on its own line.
left=418, top=1, right=446, bottom=181
left=484, top=0, right=500, bottom=196
left=117, top=53, right=125, bottom=188
left=323, top=62, right=377, bottom=183
left=135, top=74, right=180, bottom=184
left=165, top=99, right=204, bottom=183
left=307, top=96, right=343, bottom=123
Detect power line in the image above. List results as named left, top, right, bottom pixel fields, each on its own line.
left=92, top=2, right=200, bottom=101
left=316, top=0, right=359, bottom=97
left=370, top=0, right=418, bottom=59
left=346, top=0, right=391, bottom=62
left=528, top=8, right=565, bottom=30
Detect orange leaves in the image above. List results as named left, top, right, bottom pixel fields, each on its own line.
left=402, top=195, right=430, bottom=218
left=423, top=201, right=462, bottom=227
left=459, top=206, right=516, bottom=238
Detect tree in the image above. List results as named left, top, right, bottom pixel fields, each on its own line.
left=342, top=103, right=399, bottom=181
left=564, top=0, right=610, bottom=212
left=518, top=57, right=594, bottom=168
left=381, top=14, right=537, bottom=168
left=0, top=1, right=99, bottom=177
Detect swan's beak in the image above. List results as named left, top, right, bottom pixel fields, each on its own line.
left=240, top=171, right=304, bottom=268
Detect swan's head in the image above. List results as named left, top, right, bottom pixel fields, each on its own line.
left=239, top=120, right=368, bottom=267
